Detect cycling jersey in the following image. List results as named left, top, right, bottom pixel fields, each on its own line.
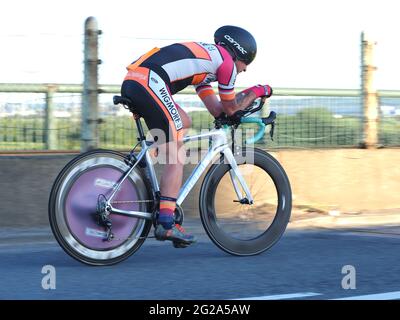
left=121, top=42, right=237, bottom=143
left=126, top=42, right=237, bottom=101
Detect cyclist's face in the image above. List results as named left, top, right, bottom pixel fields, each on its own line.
left=235, top=60, right=247, bottom=73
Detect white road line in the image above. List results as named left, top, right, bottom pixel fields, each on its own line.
left=332, top=291, right=400, bottom=300
left=233, top=292, right=323, bottom=300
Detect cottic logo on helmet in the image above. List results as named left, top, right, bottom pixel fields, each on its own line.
left=224, top=35, right=247, bottom=55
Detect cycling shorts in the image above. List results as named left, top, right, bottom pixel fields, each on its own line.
left=121, top=66, right=184, bottom=143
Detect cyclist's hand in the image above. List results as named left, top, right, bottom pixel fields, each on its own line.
left=257, top=84, right=273, bottom=98
left=214, top=111, right=243, bottom=126
left=214, top=112, right=227, bottom=121
left=228, top=110, right=246, bottom=124
left=242, top=84, right=273, bottom=99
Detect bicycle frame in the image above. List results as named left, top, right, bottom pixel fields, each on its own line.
left=106, top=127, right=254, bottom=220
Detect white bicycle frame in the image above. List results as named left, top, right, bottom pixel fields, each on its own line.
left=105, top=127, right=254, bottom=220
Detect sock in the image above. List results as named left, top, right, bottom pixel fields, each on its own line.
left=158, top=196, right=176, bottom=229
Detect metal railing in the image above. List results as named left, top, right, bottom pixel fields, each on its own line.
left=1, top=83, right=399, bottom=151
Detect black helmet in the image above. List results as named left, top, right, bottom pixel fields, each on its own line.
left=214, top=25, right=257, bottom=65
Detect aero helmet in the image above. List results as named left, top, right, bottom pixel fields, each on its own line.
left=214, top=25, right=257, bottom=65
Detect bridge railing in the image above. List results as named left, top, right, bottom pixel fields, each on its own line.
left=0, top=83, right=399, bottom=151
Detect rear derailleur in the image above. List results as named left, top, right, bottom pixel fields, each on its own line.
left=96, top=194, right=114, bottom=242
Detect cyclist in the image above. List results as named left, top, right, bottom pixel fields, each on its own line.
left=121, top=25, right=273, bottom=247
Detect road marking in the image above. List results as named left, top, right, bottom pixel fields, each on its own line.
left=233, top=292, right=322, bottom=300
left=332, top=291, right=400, bottom=300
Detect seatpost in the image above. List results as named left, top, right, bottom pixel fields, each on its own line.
left=231, top=127, right=235, bottom=153
left=135, top=117, right=146, bottom=141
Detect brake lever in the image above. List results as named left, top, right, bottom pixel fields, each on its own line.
left=261, top=111, right=277, bottom=125
left=261, top=111, right=277, bottom=141
left=270, top=122, right=275, bottom=141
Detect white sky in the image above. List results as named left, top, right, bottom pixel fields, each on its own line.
left=0, top=0, right=399, bottom=89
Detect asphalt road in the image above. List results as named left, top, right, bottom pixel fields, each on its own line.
left=1, top=218, right=400, bottom=300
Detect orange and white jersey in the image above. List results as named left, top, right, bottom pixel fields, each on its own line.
left=128, top=42, right=237, bottom=101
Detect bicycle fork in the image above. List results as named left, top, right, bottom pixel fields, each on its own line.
left=223, top=147, right=254, bottom=205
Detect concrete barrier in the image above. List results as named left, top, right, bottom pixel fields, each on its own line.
left=271, top=149, right=400, bottom=213
left=0, top=149, right=399, bottom=227
left=0, top=153, right=201, bottom=227
left=0, top=154, right=76, bottom=227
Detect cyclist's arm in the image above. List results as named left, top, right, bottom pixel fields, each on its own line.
left=220, top=90, right=257, bottom=115
left=214, top=46, right=257, bottom=116
left=195, top=85, right=221, bottom=117
left=235, top=89, right=258, bottom=109
left=196, top=85, right=257, bottom=117
left=221, top=85, right=273, bottom=115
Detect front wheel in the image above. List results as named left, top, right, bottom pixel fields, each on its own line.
left=199, top=147, right=292, bottom=256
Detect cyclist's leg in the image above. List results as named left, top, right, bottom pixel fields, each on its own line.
left=159, top=104, right=191, bottom=199
left=156, top=106, right=196, bottom=246
left=121, top=69, right=195, bottom=244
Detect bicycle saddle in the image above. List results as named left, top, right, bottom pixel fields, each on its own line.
left=113, top=95, right=140, bottom=115
left=113, top=95, right=133, bottom=107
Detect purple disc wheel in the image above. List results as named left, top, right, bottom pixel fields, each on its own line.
left=64, top=166, right=140, bottom=250
left=49, top=147, right=152, bottom=265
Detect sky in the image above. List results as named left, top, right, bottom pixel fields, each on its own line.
left=0, top=0, right=399, bottom=90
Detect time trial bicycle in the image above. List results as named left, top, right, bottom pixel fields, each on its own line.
left=49, top=96, right=292, bottom=265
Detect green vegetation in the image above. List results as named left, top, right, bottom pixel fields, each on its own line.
left=379, top=117, right=400, bottom=146
left=0, top=108, right=399, bottom=151
left=271, top=108, right=363, bottom=148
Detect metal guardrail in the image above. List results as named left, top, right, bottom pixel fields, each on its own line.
left=2, top=83, right=400, bottom=97
left=1, top=83, right=399, bottom=150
